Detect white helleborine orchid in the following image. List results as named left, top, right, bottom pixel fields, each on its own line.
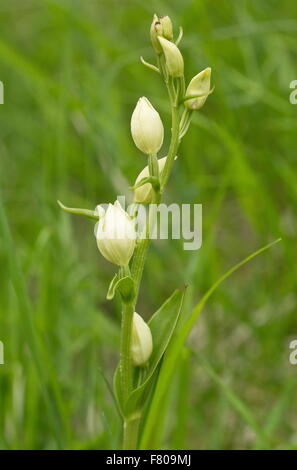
left=158, top=36, right=184, bottom=77
left=95, top=201, right=136, bottom=266
left=131, top=312, right=153, bottom=366
left=131, top=97, right=164, bottom=155
left=134, top=156, right=167, bottom=203
left=185, top=67, right=212, bottom=110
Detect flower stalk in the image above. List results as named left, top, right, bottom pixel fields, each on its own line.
left=122, top=16, right=212, bottom=448
left=120, top=300, right=134, bottom=403
left=58, top=13, right=212, bottom=451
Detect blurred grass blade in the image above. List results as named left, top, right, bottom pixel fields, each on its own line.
left=193, top=352, right=271, bottom=448
left=0, top=38, right=54, bottom=91
left=172, top=347, right=191, bottom=450
left=0, top=195, right=70, bottom=448
left=256, top=377, right=297, bottom=449
left=140, top=238, right=282, bottom=449
left=98, top=367, right=122, bottom=420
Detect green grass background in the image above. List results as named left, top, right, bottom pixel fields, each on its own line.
left=0, top=0, right=296, bottom=449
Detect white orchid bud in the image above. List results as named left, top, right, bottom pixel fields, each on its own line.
left=185, top=67, right=211, bottom=110
left=133, top=156, right=167, bottom=203
left=150, top=14, right=173, bottom=53
left=131, top=97, right=164, bottom=155
left=95, top=201, right=136, bottom=266
left=150, top=14, right=163, bottom=53
left=158, top=36, right=184, bottom=77
left=159, top=15, right=173, bottom=41
left=131, top=312, right=153, bottom=366
left=94, top=204, right=106, bottom=218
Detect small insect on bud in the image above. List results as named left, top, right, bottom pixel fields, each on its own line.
left=131, top=312, right=153, bottom=366
left=158, top=36, right=184, bottom=77
left=95, top=201, right=136, bottom=266
left=134, top=156, right=167, bottom=203
left=131, top=97, right=164, bottom=155
left=185, top=67, right=212, bottom=110
left=150, top=14, right=163, bottom=54
left=159, top=15, right=173, bottom=40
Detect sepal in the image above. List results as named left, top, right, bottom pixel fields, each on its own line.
left=107, top=272, right=136, bottom=303
left=57, top=200, right=98, bottom=220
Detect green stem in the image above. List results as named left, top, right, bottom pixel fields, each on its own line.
left=179, top=108, right=193, bottom=141
left=131, top=153, right=161, bottom=299
left=123, top=414, right=141, bottom=450
left=160, top=101, right=180, bottom=192
left=122, top=76, right=183, bottom=450
left=131, top=237, right=150, bottom=301
left=120, top=301, right=134, bottom=404
left=131, top=79, right=181, bottom=299
left=148, top=153, right=159, bottom=181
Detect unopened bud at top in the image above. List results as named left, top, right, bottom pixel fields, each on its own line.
left=131, top=97, right=164, bottom=155
left=185, top=67, right=212, bottom=110
left=159, top=16, right=173, bottom=40
left=131, top=312, right=153, bottom=366
left=158, top=37, right=184, bottom=77
left=95, top=201, right=136, bottom=266
left=134, top=156, right=167, bottom=203
left=150, top=14, right=173, bottom=53
left=150, top=14, right=163, bottom=53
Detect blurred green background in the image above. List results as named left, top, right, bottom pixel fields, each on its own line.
left=0, top=0, right=296, bottom=450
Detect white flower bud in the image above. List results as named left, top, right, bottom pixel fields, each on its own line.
left=131, top=312, right=153, bottom=366
left=94, top=204, right=106, bottom=218
left=133, top=156, right=167, bottom=203
left=159, top=16, right=173, bottom=41
left=131, top=97, right=164, bottom=155
left=158, top=36, right=184, bottom=77
left=185, top=67, right=211, bottom=110
left=150, top=14, right=163, bottom=54
left=150, top=14, right=173, bottom=53
left=95, top=201, right=136, bottom=266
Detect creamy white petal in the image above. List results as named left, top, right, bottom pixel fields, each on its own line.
left=131, top=312, right=153, bottom=366
left=96, top=202, right=136, bottom=266
left=185, top=68, right=211, bottom=110
left=134, top=156, right=167, bottom=203
left=131, top=97, right=164, bottom=155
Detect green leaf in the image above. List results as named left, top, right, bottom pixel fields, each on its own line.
left=107, top=274, right=135, bottom=302
left=140, top=56, right=160, bottom=74
left=98, top=367, right=122, bottom=419
left=140, top=238, right=282, bottom=449
left=129, top=176, right=159, bottom=191
left=57, top=200, right=98, bottom=220
left=117, top=276, right=135, bottom=303
left=106, top=272, right=119, bottom=300
left=123, top=287, right=186, bottom=417
left=180, top=86, right=215, bottom=104
left=113, top=367, right=124, bottom=417
left=175, top=26, right=183, bottom=46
